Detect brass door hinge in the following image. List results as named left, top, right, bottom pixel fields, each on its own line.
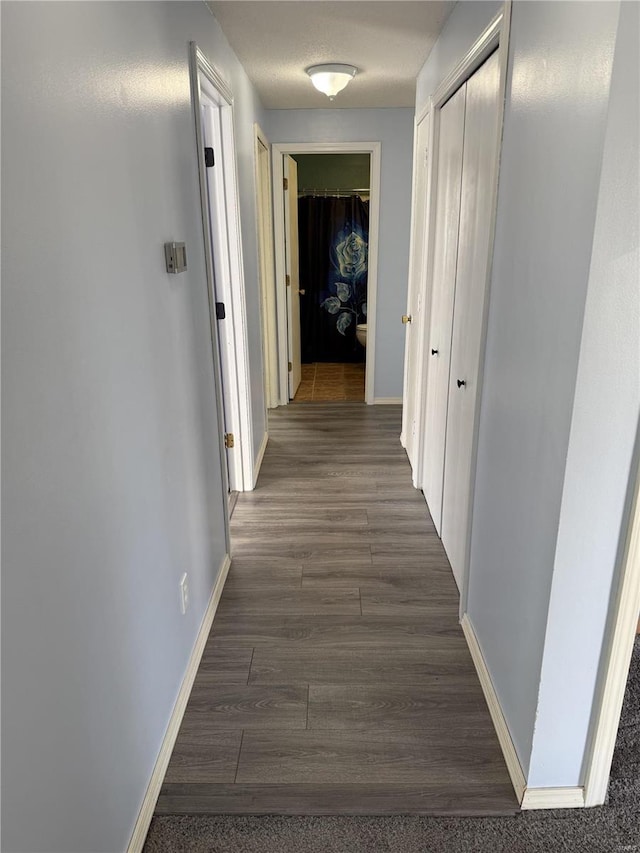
left=224, top=433, right=235, bottom=449
left=283, top=177, right=289, bottom=191
left=286, top=274, right=291, bottom=287
left=288, top=361, right=292, bottom=372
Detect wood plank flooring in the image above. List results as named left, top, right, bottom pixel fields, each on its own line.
left=155, top=403, right=517, bottom=816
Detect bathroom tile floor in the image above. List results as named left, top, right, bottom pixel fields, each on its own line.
left=293, top=362, right=365, bottom=402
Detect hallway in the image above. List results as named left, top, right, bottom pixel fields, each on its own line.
left=155, top=404, right=516, bottom=816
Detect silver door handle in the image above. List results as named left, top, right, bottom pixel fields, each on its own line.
left=298, top=289, right=306, bottom=295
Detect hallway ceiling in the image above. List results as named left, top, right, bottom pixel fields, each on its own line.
left=207, top=1, right=454, bottom=109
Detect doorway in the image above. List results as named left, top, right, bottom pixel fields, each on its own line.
left=190, top=43, right=255, bottom=494
left=292, top=153, right=370, bottom=402
left=273, top=142, right=381, bottom=405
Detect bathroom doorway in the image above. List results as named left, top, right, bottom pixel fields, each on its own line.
left=293, top=153, right=370, bottom=402
left=272, top=143, right=381, bottom=405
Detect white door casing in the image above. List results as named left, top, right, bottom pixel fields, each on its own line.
left=421, top=85, right=467, bottom=535
left=283, top=155, right=302, bottom=400
left=190, top=44, right=255, bottom=493
left=272, top=142, right=381, bottom=406
left=440, top=50, right=501, bottom=589
left=401, top=112, right=432, bottom=471
left=202, top=103, right=235, bottom=488
left=254, top=125, right=279, bottom=411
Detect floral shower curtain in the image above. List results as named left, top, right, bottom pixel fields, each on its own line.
left=297, top=194, right=369, bottom=363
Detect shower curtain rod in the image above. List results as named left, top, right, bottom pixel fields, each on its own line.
left=298, top=188, right=370, bottom=196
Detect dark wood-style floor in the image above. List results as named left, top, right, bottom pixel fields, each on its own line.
left=155, top=404, right=517, bottom=816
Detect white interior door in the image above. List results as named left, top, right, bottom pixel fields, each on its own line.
left=402, top=113, right=431, bottom=470
left=421, top=85, right=466, bottom=534
left=202, top=103, right=234, bottom=490
left=441, top=50, right=501, bottom=588
left=283, top=155, right=301, bottom=399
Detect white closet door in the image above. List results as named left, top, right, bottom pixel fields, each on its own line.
left=441, top=50, right=501, bottom=588
left=422, top=85, right=466, bottom=534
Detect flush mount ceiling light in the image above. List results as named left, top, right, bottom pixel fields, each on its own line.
left=306, top=63, right=358, bottom=100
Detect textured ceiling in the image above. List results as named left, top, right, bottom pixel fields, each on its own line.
left=208, top=2, right=454, bottom=109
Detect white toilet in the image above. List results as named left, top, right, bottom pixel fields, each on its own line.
left=356, top=323, right=367, bottom=348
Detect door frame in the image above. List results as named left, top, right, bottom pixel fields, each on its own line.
left=400, top=108, right=434, bottom=482
left=583, top=453, right=640, bottom=805
left=405, top=3, right=511, bottom=615
left=272, top=141, right=382, bottom=405
left=189, top=43, right=255, bottom=492
left=254, top=124, right=279, bottom=411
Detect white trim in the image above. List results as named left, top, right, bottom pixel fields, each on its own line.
left=253, top=431, right=268, bottom=484
left=458, top=1, right=512, bottom=619
left=461, top=613, right=526, bottom=803
left=254, top=124, right=279, bottom=411
left=415, top=100, right=431, bottom=127
left=520, top=786, right=585, bottom=810
left=190, top=43, right=255, bottom=493
left=127, top=554, right=232, bottom=853
left=401, top=107, right=433, bottom=473
left=462, top=613, right=594, bottom=810
left=432, top=12, right=503, bottom=109
left=372, top=397, right=403, bottom=405
left=190, top=45, right=233, bottom=106
left=400, top=113, right=420, bottom=449
left=272, top=142, right=382, bottom=406
left=582, top=460, right=640, bottom=806
left=410, top=99, right=436, bottom=491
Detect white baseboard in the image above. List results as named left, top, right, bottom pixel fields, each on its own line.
left=461, top=613, right=527, bottom=803
left=520, top=786, right=585, bottom=810
left=462, top=615, right=589, bottom=811
left=372, top=397, right=403, bottom=405
left=127, top=553, right=232, bottom=852
left=253, top=431, right=268, bottom=487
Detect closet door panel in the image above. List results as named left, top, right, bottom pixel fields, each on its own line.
left=441, top=50, right=501, bottom=588
left=421, top=84, right=466, bottom=535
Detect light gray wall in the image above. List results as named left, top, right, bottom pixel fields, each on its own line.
left=1, top=2, right=265, bottom=851
left=264, top=109, right=414, bottom=399
left=415, top=1, right=501, bottom=116
left=528, top=0, right=639, bottom=787
left=466, top=0, right=620, bottom=779
left=415, top=0, right=623, bottom=781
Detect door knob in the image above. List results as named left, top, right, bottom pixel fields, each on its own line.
left=457, top=379, right=466, bottom=388
left=402, top=314, right=412, bottom=324
left=298, top=289, right=306, bottom=295
left=431, top=348, right=438, bottom=355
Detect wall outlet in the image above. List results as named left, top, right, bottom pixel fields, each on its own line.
left=179, top=573, right=189, bottom=615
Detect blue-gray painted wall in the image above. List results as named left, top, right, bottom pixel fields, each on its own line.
left=264, top=108, right=414, bottom=400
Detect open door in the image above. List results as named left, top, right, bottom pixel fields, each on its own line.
left=283, top=154, right=302, bottom=399
left=202, top=103, right=234, bottom=490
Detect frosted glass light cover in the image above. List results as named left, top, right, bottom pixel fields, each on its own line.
left=306, top=64, right=358, bottom=98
